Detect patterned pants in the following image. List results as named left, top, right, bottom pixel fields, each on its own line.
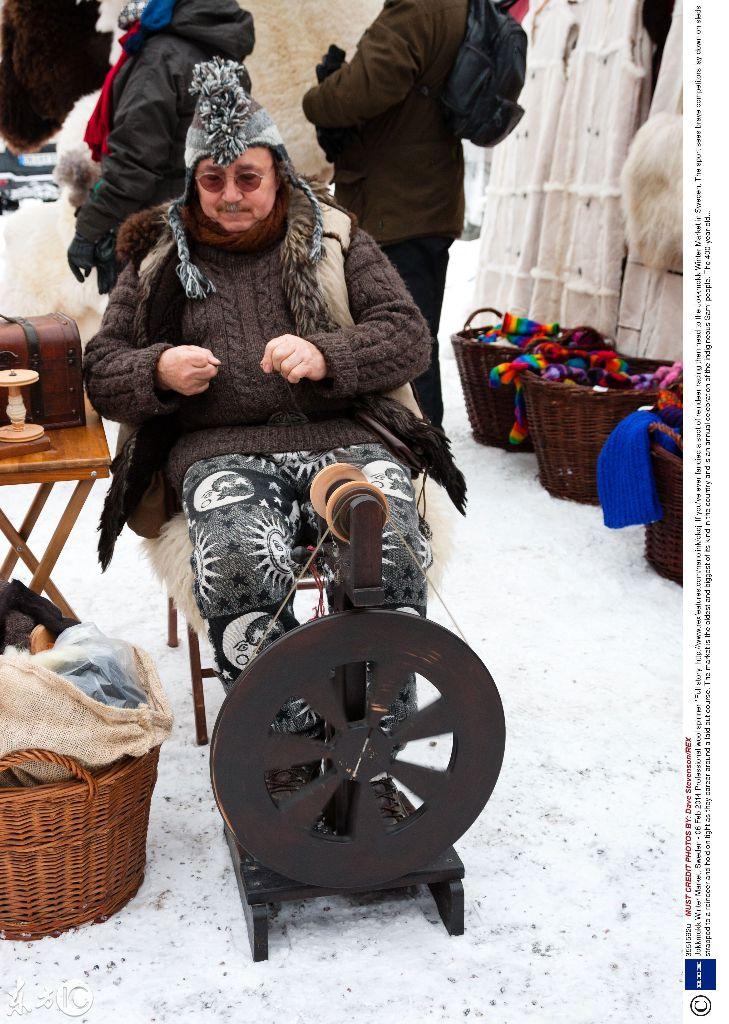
left=182, top=443, right=430, bottom=734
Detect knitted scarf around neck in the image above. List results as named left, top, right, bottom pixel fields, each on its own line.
left=181, top=185, right=290, bottom=254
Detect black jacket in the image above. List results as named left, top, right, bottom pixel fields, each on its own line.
left=75, top=0, right=254, bottom=243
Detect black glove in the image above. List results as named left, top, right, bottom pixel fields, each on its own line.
left=316, top=125, right=354, bottom=163
left=93, top=229, right=119, bottom=295
left=67, top=228, right=118, bottom=295
left=314, top=46, right=354, bottom=163
left=316, top=44, right=346, bottom=83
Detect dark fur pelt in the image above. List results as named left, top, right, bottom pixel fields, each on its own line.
left=116, top=204, right=169, bottom=269
left=355, top=395, right=467, bottom=514
left=0, top=579, right=78, bottom=652
left=0, top=0, right=111, bottom=152
left=98, top=416, right=181, bottom=571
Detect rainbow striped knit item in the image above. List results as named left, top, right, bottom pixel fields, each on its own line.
left=489, top=339, right=661, bottom=445
left=477, top=313, right=559, bottom=348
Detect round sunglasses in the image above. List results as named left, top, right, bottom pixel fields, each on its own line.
left=195, top=167, right=272, bottom=194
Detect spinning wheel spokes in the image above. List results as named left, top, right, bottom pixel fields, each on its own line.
left=294, top=677, right=349, bottom=733
left=389, top=697, right=454, bottom=746
left=348, top=778, right=389, bottom=839
left=389, top=759, right=449, bottom=805
left=263, top=734, right=331, bottom=771
left=366, top=661, right=407, bottom=724
left=276, top=770, right=341, bottom=830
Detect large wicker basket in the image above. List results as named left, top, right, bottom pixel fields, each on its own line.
left=522, top=357, right=669, bottom=505
left=0, top=747, right=159, bottom=940
left=451, top=307, right=534, bottom=452
left=645, top=425, right=683, bottom=585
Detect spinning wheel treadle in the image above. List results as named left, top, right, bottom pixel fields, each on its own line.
left=211, top=608, right=505, bottom=890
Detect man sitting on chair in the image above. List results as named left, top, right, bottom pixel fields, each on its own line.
left=84, top=59, right=464, bottom=738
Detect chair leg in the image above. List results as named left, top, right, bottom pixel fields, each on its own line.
left=167, top=596, right=179, bottom=648
left=188, top=624, right=208, bottom=746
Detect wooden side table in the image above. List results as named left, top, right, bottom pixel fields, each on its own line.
left=0, top=399, right=110, bottom=619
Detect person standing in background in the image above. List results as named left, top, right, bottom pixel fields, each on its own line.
left=302, top=0, right=469, bottom=427
left=68, top=0, right=254, bottom=294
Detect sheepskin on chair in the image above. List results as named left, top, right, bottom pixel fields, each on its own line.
left=620, top=112, right=682, bottom=272
left=142, top=476, right=456, bottom=642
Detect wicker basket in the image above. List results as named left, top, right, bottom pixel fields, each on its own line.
left=645, top=424, right=683, bottom=585
left=522, top=356, right=669, bottom=505
left=451, top=307, right=534, bottom=452
left=0, top=747, right=159, bottom=940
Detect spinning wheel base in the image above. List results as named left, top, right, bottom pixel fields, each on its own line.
left=224, top=826, right=465, bottom=963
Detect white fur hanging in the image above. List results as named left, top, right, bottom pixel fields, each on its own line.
left=620, top=112, right=682, bottom=273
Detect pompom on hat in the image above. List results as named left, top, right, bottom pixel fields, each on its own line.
left=168, top=58, right=324, bottom=299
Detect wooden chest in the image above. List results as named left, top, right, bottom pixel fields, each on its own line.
left=0, top=313, right=85, bottom=429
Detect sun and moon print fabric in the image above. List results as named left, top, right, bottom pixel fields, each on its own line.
left=181, top=443, right=432, bottom=735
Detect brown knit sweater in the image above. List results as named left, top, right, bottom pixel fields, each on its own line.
left=84, top=226, right=431, bottom=493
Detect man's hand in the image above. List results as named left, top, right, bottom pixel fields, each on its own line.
left=155, top=346, right=221, bottom=396
left=261, top=335, right=327, bottom=383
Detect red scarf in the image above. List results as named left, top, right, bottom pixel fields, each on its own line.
left=84, top=23, right=141, bottom=163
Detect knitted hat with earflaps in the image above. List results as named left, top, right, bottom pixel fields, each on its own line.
left=168, top=57, right=324, bottom=300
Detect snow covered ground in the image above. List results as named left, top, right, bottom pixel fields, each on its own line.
left=2, top=240, right=681, bottom=1023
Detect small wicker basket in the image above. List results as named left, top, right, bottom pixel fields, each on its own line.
left=522, top=356, right=669, bottom=505
left=0, top=747, right=159, bottom=940
left=645, top=424, right=683, bottom=585
left=451, top=307, right=534, bottom=452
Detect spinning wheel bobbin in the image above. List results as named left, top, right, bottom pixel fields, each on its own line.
left=0, top=367, right=45, bottom=442
left=310, top=463, right=389, bottom=542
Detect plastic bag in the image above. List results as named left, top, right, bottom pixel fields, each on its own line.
left=33, top=623, right=148, bottom=709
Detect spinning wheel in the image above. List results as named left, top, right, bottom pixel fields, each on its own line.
left=209, top=461, right=506, bottom=960
left=211, top=609, right=505, bottom=889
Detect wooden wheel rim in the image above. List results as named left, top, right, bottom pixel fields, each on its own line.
left=210, top=609, right=505, bottom=889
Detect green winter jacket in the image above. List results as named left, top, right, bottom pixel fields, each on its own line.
left=75, top=0, right=254, bottom=244
left=302, top=0, right=468, bottom=246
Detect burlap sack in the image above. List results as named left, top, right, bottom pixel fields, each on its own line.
left=0, top=645, right=173, bottom=786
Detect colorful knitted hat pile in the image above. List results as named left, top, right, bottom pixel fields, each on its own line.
left=476, top=312, right=559, bottom=349
left=652, top=372, right=683, bottom=455
left=489, top=327, right=665, bottom=445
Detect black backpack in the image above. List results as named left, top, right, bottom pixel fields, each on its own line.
left=439, top=0, right=528, bottom=147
